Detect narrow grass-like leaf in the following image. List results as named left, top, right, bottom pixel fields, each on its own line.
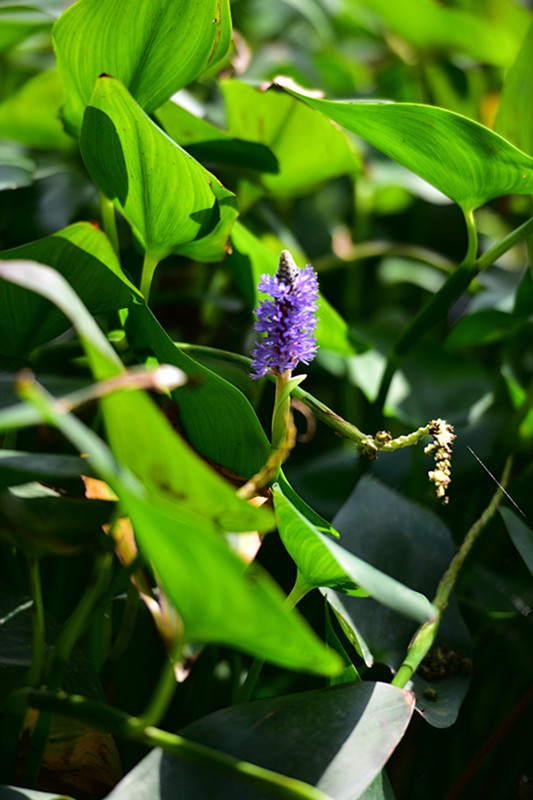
left=80, top=77, right=238, bottom=264
left=53, top=0, right=232, bottom=135
left=106, top=682, right=413, bottom=800
left=273, top=484, right=437, bottom=624
left=278, top=82, right=533, bottom=211
left=0, top=222, right=139, bottom=359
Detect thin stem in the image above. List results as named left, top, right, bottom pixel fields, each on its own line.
left=140, top=251, right=160, bottom=301
left=11, top=689, right=333, bottom=800
left=132, top=643, right=183, bottom=730
left=99, top=191, right=120, bottom=256
left=26, top=557, right=46, bottom=688
left=392, top=455, right=514, bottom=688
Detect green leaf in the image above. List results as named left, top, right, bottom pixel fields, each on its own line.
left=0, top=69, right=73, bottom=151
left=229, top=220, right=359, bottom=357
left=328, top=476, right=471, bottom=728
left=445, top=309, right=513, bottom=350
left=278, top=83, right=533, bottom=211
left=358, top=771, right=397, bottom=800
left=80, top=77, right=239, bottom=264
left=0, top=789, right=74, bottom=800
left=0, top=222, right=139, bottom=359
left=0, top=450, right=92, bottom=489
left=495, top=22, right=533, bottom=156
left=155, top=100, right=279, bottom=173
left=273, top=483, right=437, bottom=624
left=0, top=143, right=35, bottom=190
left=500, top=507, right=533, bottom=577
left=125, top=301, right=270, bottom=478
left=106, top=682, right=414, bottom=800
left=221, top=79, right=360, bottom=202
left=0, top=6, right=53, bottom=54
left=53, top=0, right=232, bottom=135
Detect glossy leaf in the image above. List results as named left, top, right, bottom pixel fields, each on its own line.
left=279, top=83, right=533, bottom=211
left=328, top=476, right=471, bottom=728
left=229, top=220, right=359, bottom=357
left=0, top=222, right=138, bottom=359
left=155, top=100, right=279, bottom=172
left=273, top=483, right=437, bottom=624
left=80, top=77, right=239, bottom=264
left=126, top=302, right=270, bottom=478
left=0, top=70, right=73, bottom=151
left=221, top=79, right=360, bottom=201
left=53, top=0, right=232, bottom=135
left=106, top=682, right=414, bottom=800
left=500, top=507, right=533, bottom=577
left=495, top=22, right=533, bottom=156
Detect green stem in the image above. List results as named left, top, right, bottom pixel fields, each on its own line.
left=11, top=689, right=333, bottom=800
left=26, top=557, right=46, bottom=688
left=140, top=251, right=160, bottom=302
left=107, top=580, right=140, bottom=664
left=99, top=191, right=120, bottom=256
left=132, top=643, right=183, bottom=730
left=392, top=455, right=513, bottom=688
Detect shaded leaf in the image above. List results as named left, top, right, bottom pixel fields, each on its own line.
left=106, top=682, right=414, bottom=800
left=495, top=22, right=533, bottom=156
left=0, top=70, right=73, bottom=150
left=278, top=82, right=533, bottom=211
left=500, top=506, right=533, bottom=577
left=80, top=77, right=238, bottom=264
left=445, top=309, right=513, bottom=350
left=53, top=0, right=232, bottom=135
left=0, top=450, right=91, bottom=490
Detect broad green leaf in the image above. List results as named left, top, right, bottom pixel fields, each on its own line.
left=500, top=507, right=533, bottom=577
left=53, top=0, right=232, bottom=135
left=0, top=6, right=53, bottom=54
left=356, top=0, right=522, bottom=67
left=221, top=79, right=361, bottom=202
left=0, top=70, right=73, bottom=150
left=229, top=220, right=359, bottom=357
left=358, top=771, right=397, bottom=800
left=155, top=100, right=279, bottom=173
left=273, top=483, right=437, bottom=624
left=126, top=301, right=270, bottom=478
left=329, top=476, right=471, bottom=728
left=0, top=450, right=92, bottom=489
left=278, top=83, right=533, bottom=212
left=495, top=22, right=533, bottom=156
left=445, top=309, right=513, bottom=350
left=80, top=77, right=239, bottom=264
left=0, top=222, right=139, bottom=359
left=106, top=682, right=413, bottom=800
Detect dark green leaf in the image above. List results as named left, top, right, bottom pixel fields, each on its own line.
left=53, top=0, right=232, bottom=135
left=278, top=82, right=533, bottom=211
left=0, top=450, right=92, bottom=489
left=106, top=682, right=414, bottom=800
left=500, top=506, right=533, bottom=577
left=80, top=77, right=238, bottom=264
left=445, top=309, right=513, bottom=350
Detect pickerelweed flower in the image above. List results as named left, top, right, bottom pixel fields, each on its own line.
left=251, top=250, right=319, bottom=378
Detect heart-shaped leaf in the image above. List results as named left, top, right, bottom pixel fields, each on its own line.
left=80, top=77, right=239, bottom=265
left=53, top=0, right=232, bottom=135
left=278, top=82, right=533, bottom=212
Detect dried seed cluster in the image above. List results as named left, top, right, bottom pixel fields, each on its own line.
left=425, top=418, right=455, bottom=503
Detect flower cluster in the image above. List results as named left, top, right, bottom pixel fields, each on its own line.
left=425, top=418, right=456, bottom=503
left=251, top=250, right=319, bottom=379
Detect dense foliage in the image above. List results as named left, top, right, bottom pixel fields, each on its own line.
left=1, top=1, right=533, bottom=799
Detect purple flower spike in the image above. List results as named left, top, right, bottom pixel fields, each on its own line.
left=251, top=250, right=319, bottom=378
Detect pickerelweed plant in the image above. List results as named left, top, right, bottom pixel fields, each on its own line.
left=2, top=1, right=533, bottom=798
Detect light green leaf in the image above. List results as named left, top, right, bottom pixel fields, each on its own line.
left=0, top=222, right=138, bottom=359
left=125, top=302, right=270, bottom=478
left=106, top=682, right=413, bottom=800
left=229, top=220, right=359, bottom=357
left=221, top=79, right=360, bottom=202
left=495, top=22, right=533, bottom=156
left=0, top=5, right=53, bottom=54
left=155, top=100, right=279, bottom=173
left=278, top=83, right=533, bottom=211
left=0, top=69, right=73, bottom=150
left=273, top=483, right=437, bottom=624
left=53, top=0, right=232, bottom=135
left=80, top=77, right=239, bottom=264
left=500, top=507, right=533, bottom=577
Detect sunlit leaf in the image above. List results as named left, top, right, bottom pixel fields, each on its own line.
left=495, top=22, right=533, bottom=156
left=53, top=0, right=232, bottom=135
left=106, top=682, right=414, bottom=800
left=278, top=82, right=533, bottom=211
left=80, top=77, right=238, bottom=264
left=0, top=70, right=73, bottom=150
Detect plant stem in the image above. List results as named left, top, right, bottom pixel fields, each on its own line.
left=11, top=689, right=334, bottom=800
left=99, top=191, right=120, bottom=256
left=392, top=455, right=514, bottom=688
left=26, top=557, right=46, bottom=688
left=132, top=643, right=183, bottom=730
left=140, top=251, right=160, bottom=301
